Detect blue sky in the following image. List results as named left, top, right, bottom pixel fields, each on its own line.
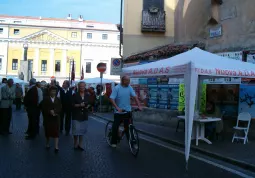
left=0, top=0, right=121, bottom=23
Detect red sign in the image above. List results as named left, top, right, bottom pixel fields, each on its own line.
left=97, top=63, right=106, bottom=73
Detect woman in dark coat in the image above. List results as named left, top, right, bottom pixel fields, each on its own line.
left=72, top=81, right=90, bottom=151
left=42, top=86, right=62, bottom=153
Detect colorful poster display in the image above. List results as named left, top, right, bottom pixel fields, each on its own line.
left=178, top=84, right=207, bottom=112
left=239, top=85, right=255, bottom=118
left=168, top=84, right=179, bottom=110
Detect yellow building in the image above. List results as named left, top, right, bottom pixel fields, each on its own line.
left=0, top=15, right=121, bottom=83
left=123, top=0, right=176, bottom=58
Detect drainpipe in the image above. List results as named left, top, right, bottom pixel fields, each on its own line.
left=119, top=0, right=123, bottom=58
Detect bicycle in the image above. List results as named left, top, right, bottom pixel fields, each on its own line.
left=105, top=108, right=140, bottom=157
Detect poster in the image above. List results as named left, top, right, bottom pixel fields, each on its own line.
left=216, top=51, right=243, bottom=61
left=178, top=84, right=207, bottom=112
left=169, top=84, right=179, bottom=110
left=148, top=84, right=158, bottom=108
left=239, top=85, right=255, bottom=118
left=158, top=85, right=169, bottom=109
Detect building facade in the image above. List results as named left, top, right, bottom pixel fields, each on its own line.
left=123, top=0, right=255, bottom=64
left=123, top=0, right=176, bottom=58
left=0, top=15, right=121, bottom=84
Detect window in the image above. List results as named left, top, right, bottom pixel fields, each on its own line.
left=0, top=28, right=3, bottom=34
left=86, top=25, right=94, bottom=28
left=117, top=35, right=120, bottom=40
left=71, top=32, right=77, bottom=38
left=41, top=60, right=47, bottom=71
left=85, top=62, right=91, bottom=73
left=28, top=59, right=33, bottom=71
left=55, top=60, right=61, bottom=72
left=14, top=29, right=20, bottom=35
left=143, top=0, right=164, bottom=10
left=12, top=59, right=18, bottom=70
left=87, top=33, right=92, bottom=39
left=102, top=34, right=108, bottom=40
left=0, top=20, right=5, bottom=23
left=0, top=57, right=2, bottom=70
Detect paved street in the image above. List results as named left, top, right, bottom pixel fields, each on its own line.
left=0, top=110, right=246, bottom=178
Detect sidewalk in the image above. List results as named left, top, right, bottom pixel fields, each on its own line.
left=93, top=112, right=255, bottom=172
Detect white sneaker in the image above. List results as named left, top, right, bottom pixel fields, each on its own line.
left=111, top=144, right=117, bottom=148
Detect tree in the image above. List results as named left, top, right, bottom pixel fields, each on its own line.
left=240, top=92, right=255, bottom=108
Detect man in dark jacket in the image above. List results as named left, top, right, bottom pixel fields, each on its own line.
left=24, top=78, right=43, bottom=140
left=59, top=80, right=72, bottom=135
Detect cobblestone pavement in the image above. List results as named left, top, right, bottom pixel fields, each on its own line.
left=0, top=110, right=243, bottom=178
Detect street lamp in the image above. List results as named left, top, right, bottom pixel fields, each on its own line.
left=23, top=43, right=28, bottom=61
left=67, top=56, right=74, bottom=82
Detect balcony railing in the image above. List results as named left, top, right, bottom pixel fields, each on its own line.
left=141, top=10, right=166, bottom=32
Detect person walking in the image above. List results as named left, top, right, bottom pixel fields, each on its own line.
left=0, top=78, right=7, bottom=134
left=24, top=78, right=43, bottom=140
left=72, top=81, right=90, bottom=151
left=0, top=79, right=15, bottom=135
left=59, top=80, right=73, bottom=135
left=42, top=86, right=62, bottom=153
left=15, top=83, right=23, bottom=110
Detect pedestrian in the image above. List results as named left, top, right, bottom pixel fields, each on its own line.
left=72, top=81, right=90, bottom=151
left=0, top=79, right=15, bottom=135
left=15, top=83, right=23, bottom=110
left=0, top=78, right=7, bottom=134
left=42, top=86, right=62, bottom=153
left=59, top=80, right=73, bottom=135
left=23, top=78, right=43, bottom=140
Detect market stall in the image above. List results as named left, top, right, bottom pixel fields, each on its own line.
left=122, top=47, right=255, bottom=167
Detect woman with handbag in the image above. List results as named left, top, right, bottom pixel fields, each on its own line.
left=42, top=86, right=62, bottom=153
left=72, top=81, right=90, bottom=151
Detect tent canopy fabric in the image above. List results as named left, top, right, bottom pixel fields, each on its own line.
left=121, top=47, right=255, bottom=168
left=122, top=47, right=255, bottom=78
left=77, top=77, right=115, bottom=84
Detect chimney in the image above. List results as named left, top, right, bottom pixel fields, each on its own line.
left=67, top=14, right=72, bottom=20
left=78, top=15, right=83, bottom=22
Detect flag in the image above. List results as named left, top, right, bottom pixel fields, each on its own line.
left=71, top=60, right=75, bottom=84
left=80, top=66, right=84, bottom=80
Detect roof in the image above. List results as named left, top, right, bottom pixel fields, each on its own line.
left=123, top=47, right=255, bottom=78
left=124, top=42, right=205, bottom=62
left=0, top=14, right=113, bottom=25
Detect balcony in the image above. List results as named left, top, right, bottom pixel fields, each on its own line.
left=141, top=10, right=166, bottom=33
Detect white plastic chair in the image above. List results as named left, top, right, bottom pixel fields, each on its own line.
left=232, top=112, right=252, bottom=144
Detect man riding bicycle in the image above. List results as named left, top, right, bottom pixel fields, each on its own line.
left=110, top=75, right=142, bottom=148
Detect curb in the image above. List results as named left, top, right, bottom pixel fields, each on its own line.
left=93, top=113, right=255, bottom=173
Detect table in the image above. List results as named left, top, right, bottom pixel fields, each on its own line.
left=177, top=116, right=221, bottom=146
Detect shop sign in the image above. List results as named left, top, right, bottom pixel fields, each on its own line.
left=216, top=51, right=243, bottom=61
left=209, top=26, right=222, bottom=38
left=203, top=77, right=241, bottom=84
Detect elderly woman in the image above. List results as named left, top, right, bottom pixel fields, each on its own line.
left=72, top=81, right=90, bottom=151
left=42, top=86, right=62, bottom=153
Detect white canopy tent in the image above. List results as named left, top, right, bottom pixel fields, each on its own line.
left=122, top=47, right=255, bottom=167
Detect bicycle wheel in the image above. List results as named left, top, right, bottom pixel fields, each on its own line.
left=128, top=125, right=140, bottom=157
left=105, top=121, right=113, bottom=146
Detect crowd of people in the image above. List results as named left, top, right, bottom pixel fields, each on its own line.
left=0, top=77, right=104, bottom=153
